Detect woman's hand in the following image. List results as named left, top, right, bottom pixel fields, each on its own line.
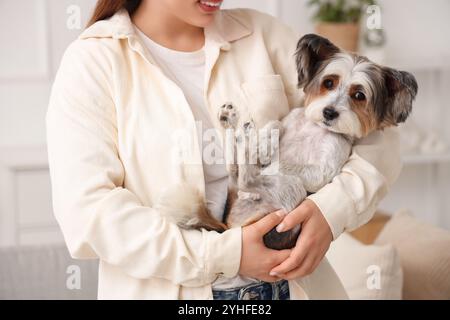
left=239, top=210, right=292, bottom=282
left=269, top=199, right=333, bottom=280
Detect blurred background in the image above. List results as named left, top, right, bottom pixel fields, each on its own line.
left=0, top=0, right=449, bottom=300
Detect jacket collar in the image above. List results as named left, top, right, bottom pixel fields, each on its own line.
left=79, top=9, right=252, bottom=51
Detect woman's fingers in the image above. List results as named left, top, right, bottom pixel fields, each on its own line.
left=252, top=209, right=286, bottom=235
left=239, top=217, right=291, bottom=282
left=259, top=249, right=292, bottom=282
left=278, top=252, right=316, bottom=280
left=271, top=248, right=292, bottom=263
left=269, top=236, right=309, bottom=275
left=267, top=200, right=333, bottom=280
left=276, top=201, right=312, bottom=233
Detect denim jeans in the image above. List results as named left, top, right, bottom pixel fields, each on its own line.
left=212, top=280, right=290, bottom=300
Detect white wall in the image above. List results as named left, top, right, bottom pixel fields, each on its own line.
left=0, top=0, right=96, bottom=246
left=1, top=0, right=449, bottom=247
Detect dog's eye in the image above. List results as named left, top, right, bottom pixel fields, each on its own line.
left=352, top=91, right=366, bottom=101
left=323, top=79, right=334, bottom=90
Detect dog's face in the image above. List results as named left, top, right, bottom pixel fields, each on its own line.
left=296, top=34, right=418, bottom=138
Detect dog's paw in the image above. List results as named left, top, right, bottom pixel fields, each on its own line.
left=235, top=119, right=256, bottom=145
left=218, top=103, right=238, bottom=129
left=243, top=120, right=256, bottom=135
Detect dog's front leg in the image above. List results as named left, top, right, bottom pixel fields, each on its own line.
left=258, top=120, right=283, bottom=166
left=218, top=103, right=240, bottom=188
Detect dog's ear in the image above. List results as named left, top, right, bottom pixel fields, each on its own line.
left=295, top=34, right=340, bottom=88
left=381, top=68, right=418, bottom=126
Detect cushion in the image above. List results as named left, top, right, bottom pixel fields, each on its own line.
left=350, top=212, right=391, bottom=245
left=375, top=209, right=450, bottom=300
left=326, top=233, right=403, bottom=299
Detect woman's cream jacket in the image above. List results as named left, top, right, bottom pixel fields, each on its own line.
left=46, top=8, right=401, bottom=299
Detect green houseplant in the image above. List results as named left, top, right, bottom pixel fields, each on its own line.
left=308, top=0, right=376, bottom=52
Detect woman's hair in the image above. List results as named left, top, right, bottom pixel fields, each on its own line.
left=87, top=0, right=142, bottom=27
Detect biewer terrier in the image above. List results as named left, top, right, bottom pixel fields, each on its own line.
left=156, top=34, right=418, bottom=250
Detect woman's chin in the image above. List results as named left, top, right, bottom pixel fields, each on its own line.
left=189, top=14, right=217, bottom=28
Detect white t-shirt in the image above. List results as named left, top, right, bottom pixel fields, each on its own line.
left=135, top=27, right=229, bottom=222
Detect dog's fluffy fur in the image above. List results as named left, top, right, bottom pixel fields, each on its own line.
left=156, top=34, right=418, bottom=250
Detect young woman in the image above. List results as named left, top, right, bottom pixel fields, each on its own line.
left=46, top=0, right=401, bottom=299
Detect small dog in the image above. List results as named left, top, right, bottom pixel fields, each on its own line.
left=156, top=34, right=418, bottom=250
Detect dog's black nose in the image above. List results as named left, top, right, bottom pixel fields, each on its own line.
left=323, top=107, right=339, bottom=121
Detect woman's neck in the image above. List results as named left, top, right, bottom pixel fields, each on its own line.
left=132, top=1, right=205, bottom=52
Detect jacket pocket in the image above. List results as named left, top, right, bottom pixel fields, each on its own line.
left=240, top=75, right=290, bottom=128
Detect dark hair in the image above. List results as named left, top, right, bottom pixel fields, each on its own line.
left=87, top=0, right=142, bottom=27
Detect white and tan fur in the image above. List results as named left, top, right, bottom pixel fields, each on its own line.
left=156, top=34, right=418, bottom=250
